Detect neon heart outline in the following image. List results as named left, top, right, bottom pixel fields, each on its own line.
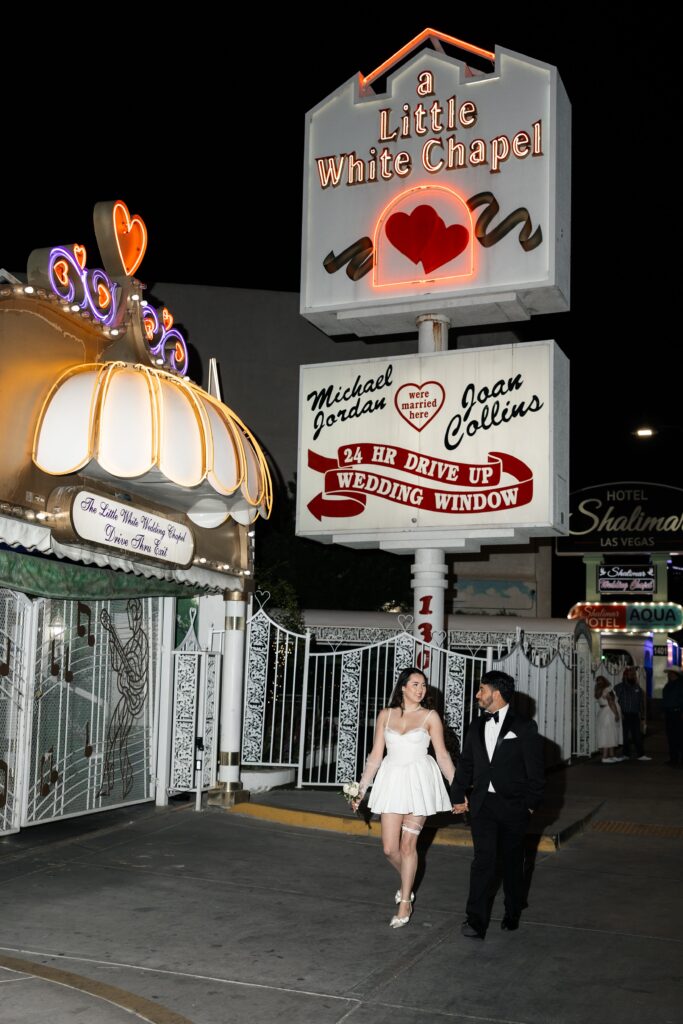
left=53, top=260, right=69, bottom=287
left=162, top=307, right=174, bottom=330
left=112, top=200, right=147, bottom=277
left=394, top=380, right=446, bottom=432
left=97, top=283, right=111, bottom=309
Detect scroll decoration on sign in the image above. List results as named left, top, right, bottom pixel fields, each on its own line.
left=307, top=445, right=533, bottom=521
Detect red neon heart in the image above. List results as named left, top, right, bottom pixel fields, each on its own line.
left=113, top=200, right=147, bottom=277
left=143, top=317, right=155, bottom=341
left=162, top=307, right=174, bottom=330
left=385, top=204, right=469, bottom=275
left=97, top=283, right=111, bottom=309
left=73, top=244, right=87, bottom=269
left=422, top=221, right=469, bottom=275
left=385, top=205, right=439, bottom=266
left=54, top=260, right=69, bottom=287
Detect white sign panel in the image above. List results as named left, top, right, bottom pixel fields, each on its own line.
left=72, top=491, right=194, bottom=566
left=296, top=342, right=568, bottom=553
left=302, top=43, right=570, bottom=336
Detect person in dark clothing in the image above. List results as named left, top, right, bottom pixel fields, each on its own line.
left=614, top=667, right=651, bottom=761
left=662, top=667, right=683, bottom=766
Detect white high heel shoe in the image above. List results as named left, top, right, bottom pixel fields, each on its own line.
left=394, top=890, right=415, bottom=905
left=390, top=899, right=413, bottom=928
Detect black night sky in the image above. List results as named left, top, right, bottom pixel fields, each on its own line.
left=3, top=11, right=679, bottom=613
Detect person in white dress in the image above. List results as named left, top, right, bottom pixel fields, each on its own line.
left=352, top=667, right=455, bottom=928
left=595, top=675, right=622, bottom=763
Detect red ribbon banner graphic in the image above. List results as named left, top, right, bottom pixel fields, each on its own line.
left=307, top=446, right=533, bottom=521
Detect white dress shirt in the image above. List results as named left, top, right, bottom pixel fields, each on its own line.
left=485, top=702, right=509, bottom=792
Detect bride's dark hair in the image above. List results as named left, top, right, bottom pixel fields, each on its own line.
left=388, top=666, right=434, bottom=714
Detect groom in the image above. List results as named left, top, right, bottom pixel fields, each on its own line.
left=451, top=670, right=544, bottom=938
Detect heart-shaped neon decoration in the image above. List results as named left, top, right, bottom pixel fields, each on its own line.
left=97, top=283, right=111, bottom=309
left=143, top=317, right=155, bottom=341
left=54, top=260, right=70, bottom=287
left=112, top=200, right=147, bottom=277
left=386, top=205, right=469, bottom=275
left=73, top=244, right=87, bottom=269
left=162, top=308, right=174, bottom=330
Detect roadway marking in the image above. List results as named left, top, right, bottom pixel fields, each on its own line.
left=592, top=820, right=683, bottom=839
left=0, top=946, right=359, bottom=1006
left=0, top=954, right=194, bottom=1023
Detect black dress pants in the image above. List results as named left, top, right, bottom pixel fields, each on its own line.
left=466, top=792, right=529, bottom=936
left=665, top=710, right=683, bottom=763
left=621, top=712, right=643, bottom=757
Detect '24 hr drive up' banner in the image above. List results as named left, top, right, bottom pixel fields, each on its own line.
left=296, top=341, right=568, bottom=551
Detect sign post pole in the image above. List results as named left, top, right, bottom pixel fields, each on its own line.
left=412, top=315, right=450, bottom=655
left=209, top=592, right=249, bottom=808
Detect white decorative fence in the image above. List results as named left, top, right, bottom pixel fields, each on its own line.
left=242, top=600, right=584, bottom=788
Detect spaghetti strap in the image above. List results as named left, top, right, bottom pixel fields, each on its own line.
left=387, top=707, right=393, bottom=729
left=423, top=709, right=434, bottom=726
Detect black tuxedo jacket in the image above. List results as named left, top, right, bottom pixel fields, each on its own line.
left=449, top=707, right=544, bottom=817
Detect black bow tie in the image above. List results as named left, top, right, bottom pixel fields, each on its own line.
left=484, top=711, right=499, bottom=724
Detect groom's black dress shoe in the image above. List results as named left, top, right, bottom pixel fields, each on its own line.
left=501, top=915, right=519, bottom=931
left=460, top=921, right=484, bottom=939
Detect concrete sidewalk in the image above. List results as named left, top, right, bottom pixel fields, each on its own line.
left=1, top=732, right=681, bottom=1024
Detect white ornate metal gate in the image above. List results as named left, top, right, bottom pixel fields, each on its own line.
left=242, top=603, right=487, bottom=787
left=492, top=645, right=573, bottom=762
left=573, top=624, right=595, bottom=757
left=170, top=609, right=221, bottom=793
left=242, top=602, right=592, bottom=787
left=242, top=602, right=310, bottom=776
left=22, top=596, right=161, bottom=826
left=0, top=589, right=32, bottom=835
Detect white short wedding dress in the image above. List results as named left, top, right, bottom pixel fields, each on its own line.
left=368, top=709, right=453, bottom=816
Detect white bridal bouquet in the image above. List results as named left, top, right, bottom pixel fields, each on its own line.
left=341, top=781, right=361, bottom=806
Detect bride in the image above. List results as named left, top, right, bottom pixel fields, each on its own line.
left=352, top=666, right=456, bottom=928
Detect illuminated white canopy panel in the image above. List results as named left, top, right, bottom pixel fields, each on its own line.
left=33, top=362, right=273, bottom=527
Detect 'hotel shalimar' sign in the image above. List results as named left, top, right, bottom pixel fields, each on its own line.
left=301, top=30, right=571, bottom=336
left=556, top=483, right=683, bottom=554
left=296, top=340, right=568, bottom=552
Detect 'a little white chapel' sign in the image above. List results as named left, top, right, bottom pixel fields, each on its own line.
left=301, top=39, right=570, bottom=336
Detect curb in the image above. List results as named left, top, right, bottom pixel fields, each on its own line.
left=228, top=801, right=566, bottom=853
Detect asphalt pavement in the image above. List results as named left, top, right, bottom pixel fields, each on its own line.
left=1, top=731, right=681, bottom=1024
